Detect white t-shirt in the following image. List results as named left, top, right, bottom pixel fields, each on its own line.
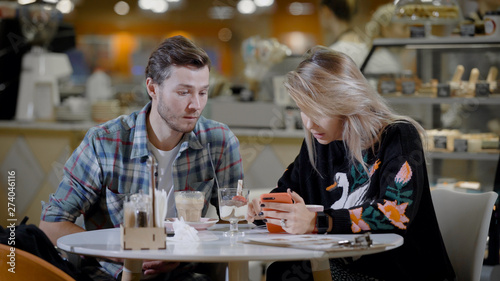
left=147, top=141, right=181, bottom=219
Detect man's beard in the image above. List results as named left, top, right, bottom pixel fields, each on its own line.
left=157, top=101, right=198, bottom=134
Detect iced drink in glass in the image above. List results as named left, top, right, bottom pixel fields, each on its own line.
left=174, top=191, right=204, bottom=222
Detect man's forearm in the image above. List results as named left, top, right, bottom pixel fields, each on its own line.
left=39, top=221, right=85, bottom=245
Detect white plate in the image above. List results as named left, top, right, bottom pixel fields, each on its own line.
left=164, top=218, right=219, bottom=231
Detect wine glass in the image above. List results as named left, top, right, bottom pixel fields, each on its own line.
left=218, top=188, right=250, bottom=237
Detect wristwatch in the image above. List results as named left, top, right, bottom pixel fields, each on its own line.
left=315, top=212, right=330, bottom=234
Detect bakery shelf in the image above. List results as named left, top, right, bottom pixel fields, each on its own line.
left=427, top=151, right=500, bottom=161
left=383, top=96, right=500, bottom=105
left=361, top=37, right=500, bottom=72
left=361, top=36, right=500, bottom=187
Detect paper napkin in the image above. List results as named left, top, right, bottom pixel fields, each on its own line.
left=172, top=217, right=200, bottom=242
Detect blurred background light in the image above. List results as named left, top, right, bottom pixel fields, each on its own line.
left=237, top=0, right=256, bottom=15
left=114, top=1, right=130, bottom=15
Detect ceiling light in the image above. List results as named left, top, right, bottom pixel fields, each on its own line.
left=139, top=0, right=154, bottom=10
left=208, top=6, right=234, bottom=20
left=139, top=0, right=169, bottom=13
left=254, top=0, right=274, bottom=7
left=17, top=0, right=36, bottom=5
left=288, top=2, right=314, bottom=16
left=114, top=1, right=130, bottom=15
left=150, top=0, right=168, bottom=13
left=56, top=0, right=74, bottom=14
left=237, top=0, right=256, bottom=15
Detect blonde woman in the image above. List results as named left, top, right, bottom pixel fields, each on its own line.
left=247, top=47, right=455, bottom=280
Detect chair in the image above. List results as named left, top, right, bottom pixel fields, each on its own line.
left=0, top=243, right=75, bottom=281
left=431, top=189, right=498, bottom=281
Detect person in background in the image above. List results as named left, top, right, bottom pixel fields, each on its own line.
left=365, top=3, right=409, bottom=40
left=319, top=0, right=369, bottom=67
left=40, top=35, right=243, bottom=281
left=247, top=46, right=455, bottom=281
left=363, top=3, right=410, bottom=75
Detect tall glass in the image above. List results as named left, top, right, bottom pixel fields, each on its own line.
left=218, top=188, right=249, bottom=237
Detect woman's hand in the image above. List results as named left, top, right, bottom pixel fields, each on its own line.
left=247, top=197, right=265, bottom=223
left=261, top=189, right=316, bottom=234
left=142, top=261, right=180, bottom=276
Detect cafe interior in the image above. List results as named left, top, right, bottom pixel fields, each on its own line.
left=0, top=0, right=500, bottom=280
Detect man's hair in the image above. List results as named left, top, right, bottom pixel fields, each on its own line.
left=320, top=0, right=358, bottom=22
left=145, top=35, right=211, bottom=85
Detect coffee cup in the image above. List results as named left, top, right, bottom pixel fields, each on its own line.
left=306, top=204, right=324, bottom=213
left=174, top=191, right=204, bottom=222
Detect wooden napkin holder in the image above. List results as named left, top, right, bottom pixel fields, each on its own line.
left=121, top=158, right=167, bottom=250
left=120, top=224, right=167, bottom=250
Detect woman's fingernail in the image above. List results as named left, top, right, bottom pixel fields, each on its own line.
left=262, top=219, right=268, bottom=223
left=258, top=212, right=264, bottom=216
left=260, top=204, right=265, bottom=207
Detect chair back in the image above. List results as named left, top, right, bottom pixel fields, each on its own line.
left=0, top=243, right=75, bottom=281
left=431, top=189, right=498, bottom=281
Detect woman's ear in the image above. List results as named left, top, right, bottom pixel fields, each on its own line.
left=146, top=77, right=156, bottom=100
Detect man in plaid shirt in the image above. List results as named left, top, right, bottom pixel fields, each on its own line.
left=39, top=35, right=243, bottom=280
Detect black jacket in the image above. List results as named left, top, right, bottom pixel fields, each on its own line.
left=274, top=122, right=456, bottom=281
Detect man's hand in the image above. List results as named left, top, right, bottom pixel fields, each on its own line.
left=142, top=261, right=180, bottom=276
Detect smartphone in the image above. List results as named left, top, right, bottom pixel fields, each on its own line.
left=260, top=192, right=293, bottom=233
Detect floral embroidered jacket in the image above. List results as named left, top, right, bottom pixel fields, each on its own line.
left=274, top=122, right=456, bottom=281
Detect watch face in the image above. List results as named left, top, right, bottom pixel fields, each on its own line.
left=316, top=212, right=329, bottom=234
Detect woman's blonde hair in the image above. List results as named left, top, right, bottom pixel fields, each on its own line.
left=284, top=46, right=425, bottom=173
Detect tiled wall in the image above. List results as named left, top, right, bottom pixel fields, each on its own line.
left=0, top=131, right=73, bottom=226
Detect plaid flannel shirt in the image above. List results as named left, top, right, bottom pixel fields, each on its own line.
left=41, top=102, right=243, bottom=279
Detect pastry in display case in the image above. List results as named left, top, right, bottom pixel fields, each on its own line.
left=393, top=0, right=463, bottom=37
left=448, top=65, right=499, bottom=97
left=361, top=36, right=500, bottom=190
left=374, top=65, right=499, bottom=98
left=376, top=72, right=425, bottom=96
left=426, top=129, right=499, bottom=153
left=393, top=0, right=461, bottom=23
left=363, top=37, right=500, bottom=99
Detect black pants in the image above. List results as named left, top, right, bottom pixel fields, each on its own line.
left=265, top=259, right=381, bottom=281
left=265, top=260, right=315, bottom=281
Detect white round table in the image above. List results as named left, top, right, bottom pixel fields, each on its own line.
left=57, top=224, right=403, bottom=281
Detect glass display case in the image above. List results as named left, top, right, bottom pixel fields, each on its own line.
left=393, top=0, right=462, bottom=24
left=361, top=36, right=500, bottom=191
left=393, top=0, right=463, bottom=37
